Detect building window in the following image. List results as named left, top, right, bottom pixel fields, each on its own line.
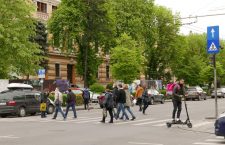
left=52, top=5, right=57, bottom=12
left=37, top=2, right=47, bottom=13
left=55, top=63, right=60, bottom=77
left=106, top=65, right=110, bottom=80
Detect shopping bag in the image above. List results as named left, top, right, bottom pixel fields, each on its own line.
left=40, top=103, right=47, bottom=111
left=132, top=99, right=137, bottom=105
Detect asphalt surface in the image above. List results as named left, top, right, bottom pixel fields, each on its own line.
left=0, top=98, right=225, bottom=145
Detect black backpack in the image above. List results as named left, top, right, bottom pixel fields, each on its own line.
left=104, top=92, right=114, bottom=109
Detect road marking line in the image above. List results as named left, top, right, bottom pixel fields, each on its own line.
left=74, top=118, right=102, bottom=123
left=193, top=142, right=219, bottom=145
left=216, top=136, right=224, bottom=139
left=133, top=119, right=170, bottom=126
left=0, top=135, right=20, bottom=139
left=205, top=139, right=224, bottom=142
left=115, top=118, right=155, bottom=125
left=193, top=122, right=213, bottom=128
left=152, top=123, right=166, bottom=127
left=128, top=142, right=163, bottom=145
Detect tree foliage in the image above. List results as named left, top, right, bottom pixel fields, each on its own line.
left=110, top=34, right=144, bottom=84
left=0, top=0, right=42, bottom=78
left=48, top=0, right=114, bottom=87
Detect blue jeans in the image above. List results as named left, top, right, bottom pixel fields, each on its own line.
left=65, top=103, right=77, bottom=118
left=116, top=103, right=129, bottom=120
left=53, top=105, right=65, bottom=119
left=122, top=106, right=135, bottom=118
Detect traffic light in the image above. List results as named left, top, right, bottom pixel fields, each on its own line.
left=209, top=55, right=215, bottom=67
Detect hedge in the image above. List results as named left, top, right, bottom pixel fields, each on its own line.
left=90, top=83, right=105, bottom=93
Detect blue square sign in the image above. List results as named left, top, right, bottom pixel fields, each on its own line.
left=207, top=26, right=220, bottom=54
left=38, top=69, right=45, bottom=78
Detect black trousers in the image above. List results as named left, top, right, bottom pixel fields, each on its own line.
left=102, top=108, right=113, bottom=122
left=137, top=98, right=143, bottom=111
left=143, top=100, right=149, bottom=114
left=172, top=100, right=182, bottom=119
left=84, top=98, right=89, bottom=110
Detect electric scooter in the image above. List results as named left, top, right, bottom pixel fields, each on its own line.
left=166, top=96, right=192, bottom=128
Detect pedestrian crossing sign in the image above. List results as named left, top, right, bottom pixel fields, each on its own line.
left=209, top=42, right=217, bottom=51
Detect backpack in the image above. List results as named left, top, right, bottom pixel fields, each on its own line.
left=166, top=83, right=178, bottom=96
left=83, top=89, right=90, bottom=99
left=104, top=92, right=114, bottom=109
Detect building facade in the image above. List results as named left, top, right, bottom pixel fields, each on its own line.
left=33, top=0, right=112, bottom=86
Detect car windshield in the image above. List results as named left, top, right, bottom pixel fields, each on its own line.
left=0, top=91, right=20, bottom=100
left=148, top=89, right=159, bottom=95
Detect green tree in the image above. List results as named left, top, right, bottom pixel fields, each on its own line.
left=145, top=6, right=181, bottom=80
left=33, top=21, right=48, bottom=70
left=48, top=0, right=114, bottom=87
left=110, top=34, right=143, bottom=84
left=0, top=0, right=42, bottom=78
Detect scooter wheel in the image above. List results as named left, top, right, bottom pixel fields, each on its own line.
left=166, top=122, right=172, bottom=128
left=187, top=123, right=192, bottom=128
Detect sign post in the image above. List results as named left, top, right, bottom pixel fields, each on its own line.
left=207, top=26, right=220, bottom=119
left=38, top=69, right=46, bottom=94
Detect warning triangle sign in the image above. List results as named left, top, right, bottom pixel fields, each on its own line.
left=209, top=42, right=217, bottom=51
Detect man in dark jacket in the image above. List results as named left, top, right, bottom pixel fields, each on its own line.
left=65, top=89, right=77, bottom=119
left=100, top=88, right=114, bottom=123
left=172, top=79, right=185, bottom=123
left=115, top=84, right=129, bottom=120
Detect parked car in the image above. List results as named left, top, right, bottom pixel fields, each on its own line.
left=186, top=86, right=207, bottom=101
left=215, top=112, right=225, bottom=138
left=211, top=88, right=225, bottom=98
left=89, top=91, right=100, bottom=103
left=0, top=90, right=55, bottom=117
left=147, top=89, right=165, bottom=105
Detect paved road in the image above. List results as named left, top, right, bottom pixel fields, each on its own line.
left=0, top=98, right=225, bottom=145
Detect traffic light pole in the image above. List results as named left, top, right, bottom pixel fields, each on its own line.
left=213, top=54, right=218, bottom=119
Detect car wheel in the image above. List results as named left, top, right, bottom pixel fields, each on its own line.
left=150, top=98, right=154, bottom=105
left=47, top=105, right=55, bottom=114
left=0, top=114, right=7, bottom=118
left=18, top=107, right=26, bottom=117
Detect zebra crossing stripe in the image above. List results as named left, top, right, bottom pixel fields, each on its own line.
left=193, top=143, right=219, bottom=145
left=193, top=121, right=213, bottom=128
left=115, top=118, right=155, bottom=125
left=133, top=119, right=170, bottom=126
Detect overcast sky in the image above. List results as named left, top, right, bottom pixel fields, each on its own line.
left=154, top=0, right=225, bottom=39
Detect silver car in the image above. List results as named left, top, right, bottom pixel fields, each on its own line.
left=211, top=88, right=225, bottom=98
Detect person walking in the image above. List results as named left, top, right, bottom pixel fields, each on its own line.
left=121, top=84, right=136, bottom=120
left=142, top=85, right=150, bottom=115
left=112, top=83, right=118, bottom=117
left=83, top=88, right=90, bottom=110
left=115, top=84, right=129, bottom=120
left=135, top=84, right=144, bottom=111
left=100, top=88, right=114, bottom=123
left=65, top=89, right=77, bottom=119
left=52, top=87, right=66, bottom=120
left=40, top=91, right=48, bottom=118
left=172, top=79, right=185, bottom=123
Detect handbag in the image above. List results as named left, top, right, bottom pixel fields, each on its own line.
left=40, top=103, right=47, bottom=111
